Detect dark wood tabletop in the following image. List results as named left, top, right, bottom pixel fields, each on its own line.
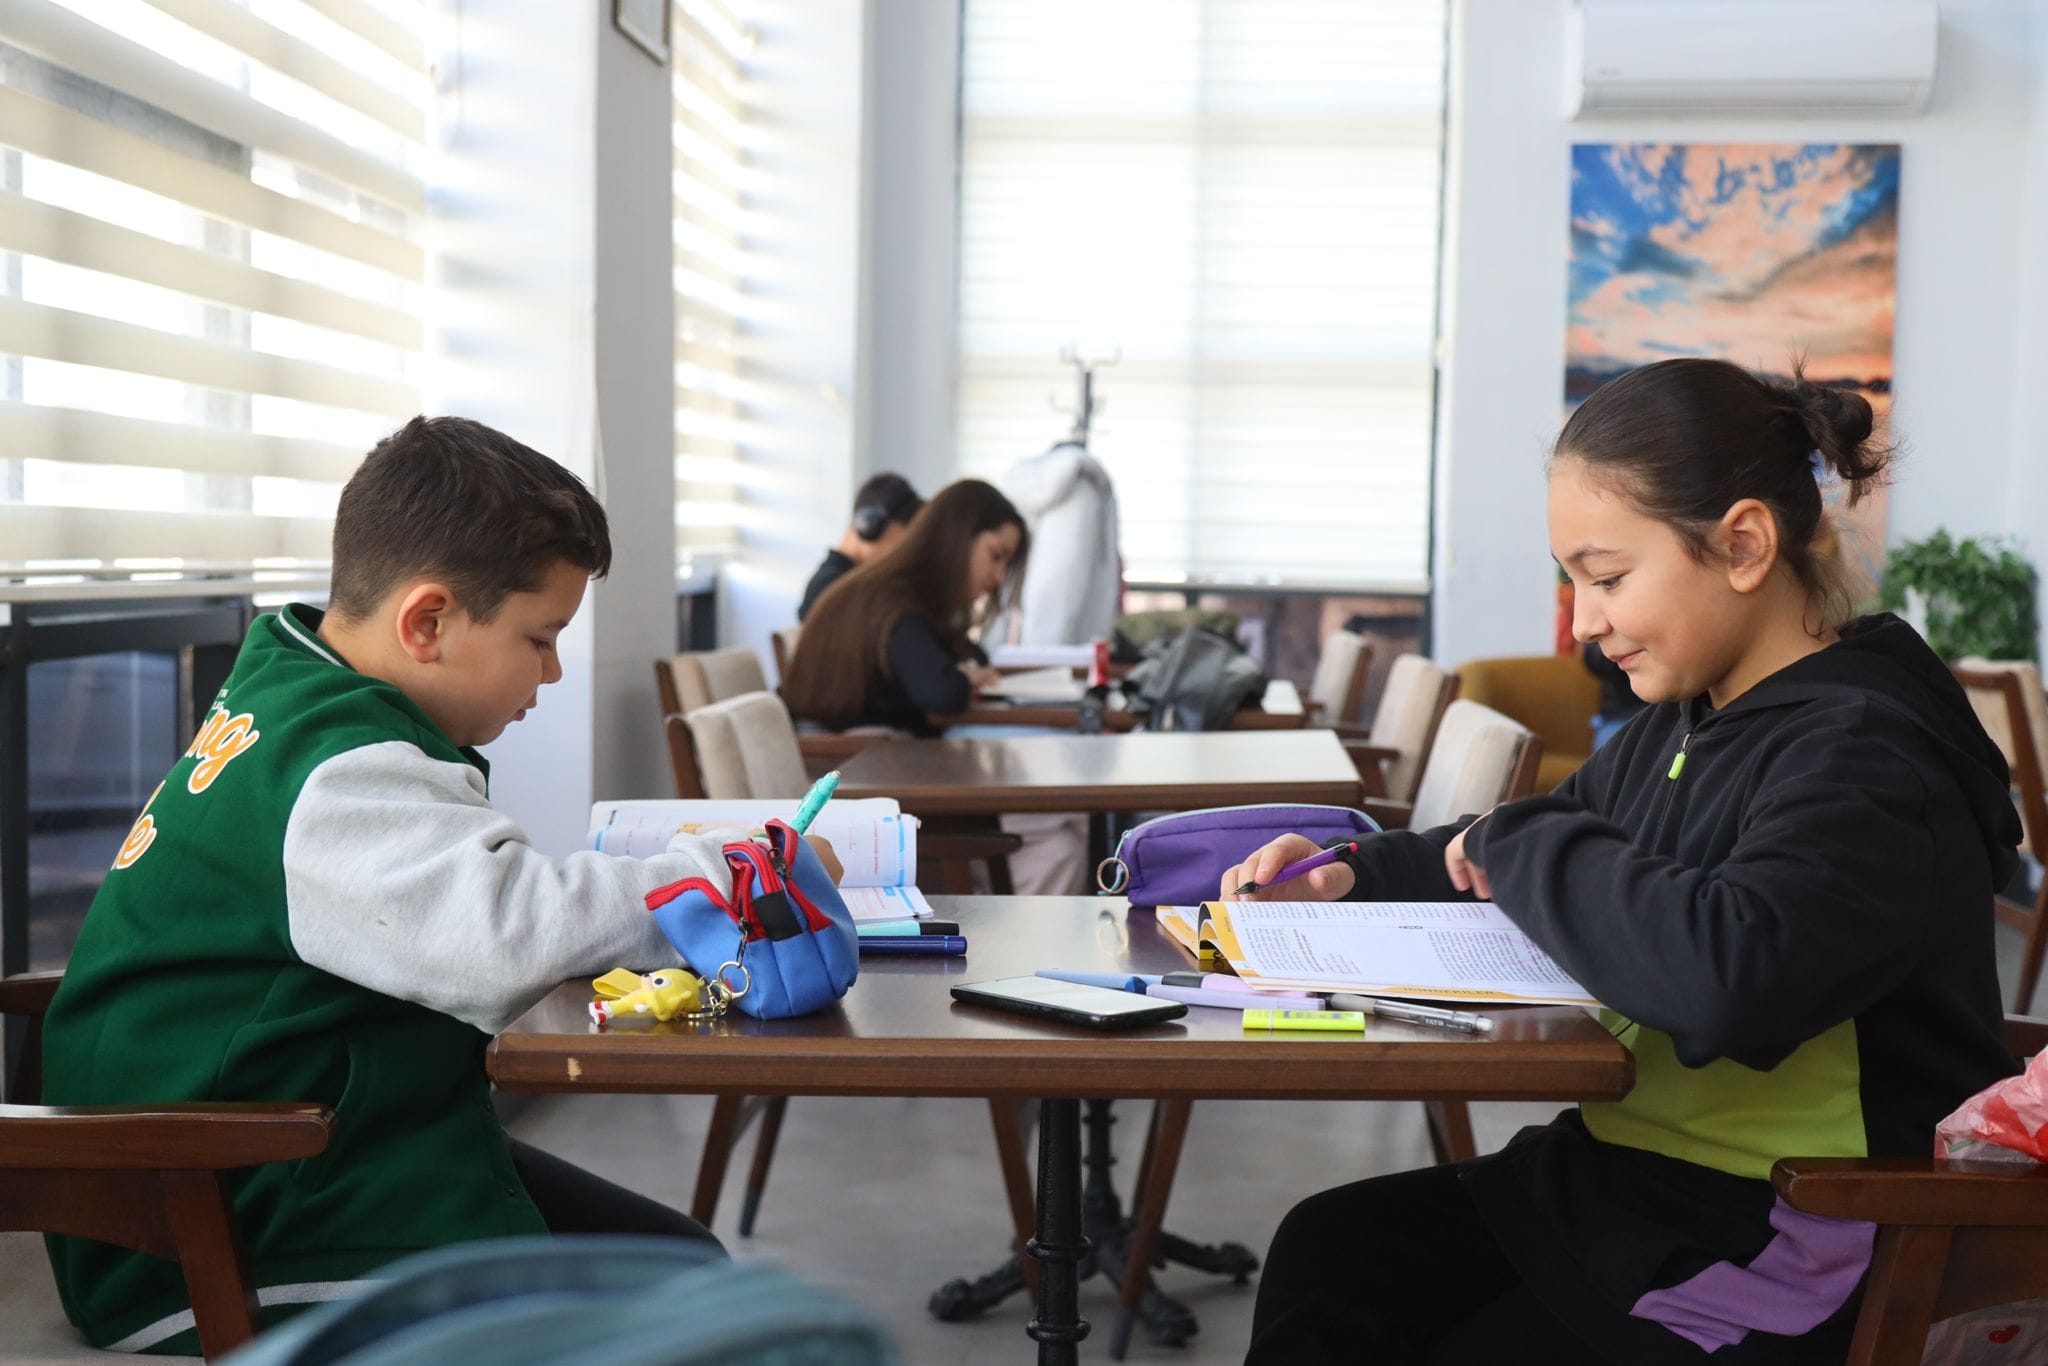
left=487, top=897, right=1633, bottom=1104
left=831, top=728, right=1365, bottom=818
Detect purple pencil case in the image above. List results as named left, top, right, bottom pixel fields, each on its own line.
left=1094, top=804, right=1379, bottom=907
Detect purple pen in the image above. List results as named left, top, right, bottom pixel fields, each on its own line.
left=1233, top=841, right=1358, bottom=896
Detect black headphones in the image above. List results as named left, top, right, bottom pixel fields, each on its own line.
left=852, top=502, right=892, bottom=543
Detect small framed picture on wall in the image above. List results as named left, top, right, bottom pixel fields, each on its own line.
left=614, top=0, right=670, bottom=65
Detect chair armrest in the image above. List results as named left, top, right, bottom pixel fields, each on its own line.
left=1361, top=799, right=1413, bottom=829
left=1772, top=1157, right=2048, bottom=1226
left=1331, top=723, right=1377, bottom=742
left=0, top=1103, right=334, bottom=1170
left=923, top=832, right=1025, bottom=861
left=0, top=971, right=62, bottom=1018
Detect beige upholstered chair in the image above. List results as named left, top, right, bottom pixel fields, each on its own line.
left=1400, top=700, right=1546, bottom=835
left=1955, top=659, right=2048, bottom=1012
left=683, top=693, right=811, bottom=801
left=654, top=648, right=771, bottom=720
left=1304, top=630, right=1373, bottom=727
left=1339, top=653, right=1459, bottom=802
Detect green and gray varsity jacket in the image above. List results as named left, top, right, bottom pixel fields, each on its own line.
left=42, top=604, right=732, bottom=1353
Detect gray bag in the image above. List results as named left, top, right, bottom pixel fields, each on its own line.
left=1124, top=625, right=1267, bottom=732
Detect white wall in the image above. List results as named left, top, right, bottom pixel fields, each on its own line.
left=425, top=2, right=675, bottom=854
left=860, top=0, right=963, bottom=503
left=1434, top=0, right=2044, bottom=668
left=2012, top=6, right=2048, bottom=662
left=716, top=0, right=871, bottom=667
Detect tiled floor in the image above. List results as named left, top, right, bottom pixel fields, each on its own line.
left=503, top=1088, right=1560, bottom=1365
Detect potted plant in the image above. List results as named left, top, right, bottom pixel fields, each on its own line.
left=1878, top=530, right=2040, bottom=662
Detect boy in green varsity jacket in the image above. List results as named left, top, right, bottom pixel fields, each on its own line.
left=1227, top=360, right=2022, bottom=1366
left=42, top=417, right=830, bottom=1354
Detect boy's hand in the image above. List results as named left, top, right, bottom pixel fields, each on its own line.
left=1221, top=833, right=1355, bottom=901
left=805, top=835, right=844, bottom=885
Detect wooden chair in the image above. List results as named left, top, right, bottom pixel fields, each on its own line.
left=1954, top=661, right=2048, bottom=1012
left=770, top=627, right=799, bottom=681
left=1453, top=653, right=1602, bottom=792
left=653, top=648, right=771, bottom=721
left=1773, top=1014, right=2048, bottom=1366
left=1, top=971, right=334, bottom=1360
left=667, top=691, right=1019, bottom=1236
left=1335, top=653, right=1459, bottom=802
left=1304, top=630, right=1373, bottom=727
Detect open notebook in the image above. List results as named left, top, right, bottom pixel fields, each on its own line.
left=1156, top=900, right=1597, bottom=1006
left=587, top=798, right=934, bottom=921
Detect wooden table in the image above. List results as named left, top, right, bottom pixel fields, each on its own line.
left=489, top=897, right=1632, bottom=1365
left=834, top=728, right=1363, bottom=819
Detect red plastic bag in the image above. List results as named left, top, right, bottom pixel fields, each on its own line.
left=1935, top=1047, right=2048, bottom=1165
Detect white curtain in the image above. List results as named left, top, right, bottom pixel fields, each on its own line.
left=0, top=0, right=430, bottom=570
left=957, top=0, right=1448, bottom=589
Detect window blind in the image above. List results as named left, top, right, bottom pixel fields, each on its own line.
left=672, top=0, right=749, bottom=570
left=0, top=0, right=429, bottom=571
left=957, top=0, right=1447, bottom=588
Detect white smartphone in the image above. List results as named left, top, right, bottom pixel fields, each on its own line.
left=950, top=976, right=1188, bottom=1030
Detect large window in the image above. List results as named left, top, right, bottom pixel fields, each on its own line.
left=0, top=0, right=430, bottom=574
left=672, top=0, right=749, bottom=574
left=957, top=0, right=1448, bottom=589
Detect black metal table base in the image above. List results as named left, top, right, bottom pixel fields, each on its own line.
left=928, top=1098, right=1259, bottom=1361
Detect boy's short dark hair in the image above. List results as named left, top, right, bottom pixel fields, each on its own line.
left=328, top=416, right=612, bottom=623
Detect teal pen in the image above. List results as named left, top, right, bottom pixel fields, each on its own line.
left=856, top=919, right=926, bottom=937
left=792, top=769, right=840, bottom=834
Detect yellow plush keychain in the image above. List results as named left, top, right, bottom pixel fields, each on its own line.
left=588, top=967, right=717, bottom=1025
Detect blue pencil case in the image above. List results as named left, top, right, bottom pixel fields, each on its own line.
left=644, top=819, right=858, bottom=1019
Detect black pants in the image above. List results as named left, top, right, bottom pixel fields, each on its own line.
left=1246, top=1161, right=1595, bottom=1365
left=508, top=1138, right=725, bottom=1253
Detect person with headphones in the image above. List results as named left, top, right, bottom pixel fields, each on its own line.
left=797, top=473, right=925, bottom=621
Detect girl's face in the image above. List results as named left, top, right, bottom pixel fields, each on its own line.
left=1548, top=458, right=1761, bottom=708
left=968, top=522, right=1022, bottom=601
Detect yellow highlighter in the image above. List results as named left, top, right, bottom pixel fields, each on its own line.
left=1243, top=1008, right=1367, bottom=1033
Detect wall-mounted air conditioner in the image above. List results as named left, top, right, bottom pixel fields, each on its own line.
left=1566, top=0, right=1938, bottom=118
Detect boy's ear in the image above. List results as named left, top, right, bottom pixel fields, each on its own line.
left=1718, top=498, right=1780, bottom=595
left=393, top=583, right=456, bottom=663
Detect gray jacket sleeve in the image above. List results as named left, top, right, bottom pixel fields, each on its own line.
left=283, top=742, right=733, bottom=1034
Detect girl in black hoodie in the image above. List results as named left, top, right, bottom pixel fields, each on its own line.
left=1231, top=358, right=2022, bottom=1366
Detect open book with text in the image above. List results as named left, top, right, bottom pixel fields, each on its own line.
left=1187, top=899, right=1598, bottom=1006
left=588, top=798, right=932, bottom=922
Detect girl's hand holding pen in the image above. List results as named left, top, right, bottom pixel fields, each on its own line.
left=1221, top=833, right=1356, bottom=901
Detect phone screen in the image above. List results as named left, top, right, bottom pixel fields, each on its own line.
left=951, top=976, right=1187, bottom=1029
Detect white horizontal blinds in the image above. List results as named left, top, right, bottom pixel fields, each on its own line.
left=0, top=0, right=430, bottom=570
left=957, top=0, right=1447, bottom=588
left=673, top=0, right=750, bottom=567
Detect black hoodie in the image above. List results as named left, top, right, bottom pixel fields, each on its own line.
left=1338, top=615, right=2020, bottom=1362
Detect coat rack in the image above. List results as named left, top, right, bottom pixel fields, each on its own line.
left=1049, top=343, right=1119, bottom=446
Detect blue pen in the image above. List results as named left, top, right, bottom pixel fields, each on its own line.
left=858, top=935, right=967, bottom=955
left=1035, top=968, right=1160, bottom=994
left=792, top=769, right=840, bottom=835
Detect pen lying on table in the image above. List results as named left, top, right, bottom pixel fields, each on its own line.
left=1325, top=993, right=1494, bottom=1034
left=858, top=935, right=967, bottom=956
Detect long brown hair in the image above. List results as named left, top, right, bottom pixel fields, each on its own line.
left=782, top=479, right=1030, bottom=728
